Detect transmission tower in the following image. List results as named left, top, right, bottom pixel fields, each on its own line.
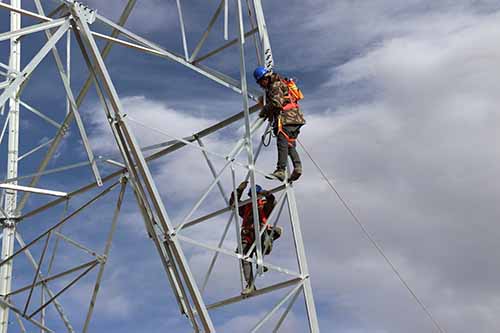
left=0, top=0, right=320, bottom=332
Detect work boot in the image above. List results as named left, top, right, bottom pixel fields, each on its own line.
left=241, top=283, right=256, bottom=296
left=266, top=169, right=286, bottom=181
left=272, top=226, right=283, bottom=240
left=288, top=166, right=302, bottom=182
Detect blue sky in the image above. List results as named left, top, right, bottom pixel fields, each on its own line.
left=2, top=0, right=500, bottom=332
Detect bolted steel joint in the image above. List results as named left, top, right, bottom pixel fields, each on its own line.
left=73, top=2, right=97, bottom=24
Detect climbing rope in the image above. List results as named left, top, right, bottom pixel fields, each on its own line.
left=297, top=139, right=447, bottom=333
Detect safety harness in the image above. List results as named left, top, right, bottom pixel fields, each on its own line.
left=241, top=198, right=270, bottom=243
left=277, top=77, right=303, bottom=147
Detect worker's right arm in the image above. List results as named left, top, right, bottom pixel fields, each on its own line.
left=229, top=181, right=247, bottom=208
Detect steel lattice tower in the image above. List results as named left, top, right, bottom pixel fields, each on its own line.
left=0, top=1, right=320, bottom=332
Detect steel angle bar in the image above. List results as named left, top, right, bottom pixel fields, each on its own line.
left=17, top=0, right=137, bottom=213
left=28, top=261, right=99, bottom=319
left=82, top=179, right=126, bottom=333
left=0, top=184, right=67, bottom=198
left=224, top=0, right=229, bottom=40
left=175, top=0, right=189, bottom=60
left=244, top=190, right=287, bottom=257
left=206, top=277, right=302, bottom=311
left=7, top=260, right=98, bottom=297
left=230, top=165, right=245, bottom=290
left=15, top=231, right=75, bottom=333
left=14, top=312, right=27, bottom=333
left=18, top=138, right=54, bottom=161
left=0, top=113, right=10, bottom=146
left=192, top=27, right=258, bottom=64
left=251, top=283, right=304, bottom=333
left=175, top=160, right=232, bottom=233
left=273, top=283, right=302, bottom=333
left=145, top=103, right=262, bottom=162
left=176, top=234, right=299, bottom=277
left=197, top=136, right=229, bottom=207
left=19, top=100, right=61, bottom=128
left=0, top=298, right=53, bottom=332
left=54, top=231, right=98, bottom=257
left=201, top=211, right=235, bottom=293
left=252, top=0, right=274, bottom=69
left=0, top=2, right=52, bottom=22
left=0, top=18, right=66, bottom=42
left=195, top=62, right=261, bottom=98
left=189, top=0, right=225, bottom=62
left=285, top=185, right=320, bottom=332
left=1, top=181, right=120, bottom=266
left=182, top=184, right=285, bottom=230
left=23, top=233, right=52, bottom=315
left=141, top=138, right=183, bottom=152
left=0, top=81, right=8, bottom=89
left=0, top=20, right=70, bottom=110
left=73, top=14, right=215, bottom=332
left=33, top=0, right=102, bottom=187
left=94, top=13, right=251, bottom=96
left=236, top=0, right=264, bottom=274
left=3, top=161, right=91, bottom=184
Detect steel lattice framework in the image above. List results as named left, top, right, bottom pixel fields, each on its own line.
left=0, top=0, right=320, bottom=332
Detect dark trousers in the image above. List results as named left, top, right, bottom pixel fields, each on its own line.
left=275, top=125, right=302, bottom=171
left=241, top=229, right=277, bottom=286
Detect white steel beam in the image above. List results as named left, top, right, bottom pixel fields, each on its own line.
left=0, top=184, right=67, bottom=197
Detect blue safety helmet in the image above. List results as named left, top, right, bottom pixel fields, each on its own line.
left=253, top=66, right=269, bottom=82
left=248, top=184, right=263, bottom=197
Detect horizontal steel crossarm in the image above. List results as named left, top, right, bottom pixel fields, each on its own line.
left=0, top=20, right=70, bottom=110
left=0, top=184, right=67, bottom=197
left=193, top=27, right=258, bottom=64
left=94, top=13, right=256, bottom=97
left=129, top=116, right=271, bottom=179
left=0, top=2, right=52, bottom=22
left=145, top=103, right=261, bottom=161
left=251, top=282, right=304, bottom=333
left=19, top=100, right=61, bottom=128
left=0, top=298, right=53, bottom=332
left=176, top=234, right=300, bottom=277
left=3, top=161, right=92, bottom=183
left=21, top=172, right=122, bottom=220
left=1, top=180, right=120, bottom=266
left=206, top=277, right=303, bottom=311
left=6, top=259, right=98, bottom=297
left=180, top=184, right=286, bottom=230
left=0, top=18, right=66, bottom=42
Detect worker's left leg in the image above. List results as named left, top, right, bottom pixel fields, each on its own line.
left=241, top=239, right=256, bottom=295
left=284, top=125, right=303, bottom=181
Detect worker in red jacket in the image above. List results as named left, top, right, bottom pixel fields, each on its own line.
left=230, top=181, right=283, bottom=295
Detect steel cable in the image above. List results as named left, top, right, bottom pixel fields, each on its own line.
left=297, top=139, right=447, bottom=333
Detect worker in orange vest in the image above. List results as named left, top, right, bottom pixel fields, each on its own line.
left=254, top=66, right=305, bottom=182
left=230, top=181, right=283, bottom=295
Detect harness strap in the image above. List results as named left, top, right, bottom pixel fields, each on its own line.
left=277, top=117, right=297, bottom=147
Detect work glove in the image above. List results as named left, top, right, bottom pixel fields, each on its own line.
left=258, top=109, right=268, bottom=119
left=237, top=181, right=249, bottom=192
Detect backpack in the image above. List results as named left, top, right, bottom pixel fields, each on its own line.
left=281, top=77, right=304, bottom=102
